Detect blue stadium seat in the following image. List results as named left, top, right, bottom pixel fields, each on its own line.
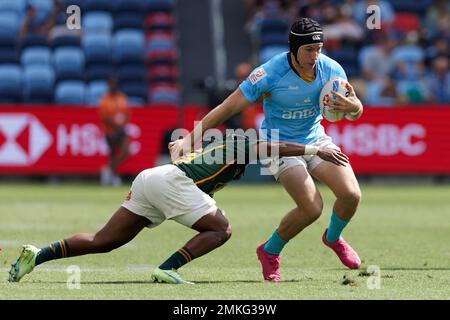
left=82, top=33, right=112, bottom=65
left=0, top=64, right=22, bottom=102
left=0, top=48, right=19, bottom=63
left=83, top=0, right=113, bottom=12
left=86, top=80, right=108, bottom=106
left=23, top=65, right=55, bottom=103
left=51, top=34, right=81, bottom=48
left=113, top=29, right=145, bottom=64
left=145, top=0, right=175, bottom=13
left=149, top=85, right=180, bottom=105
left=148, top=65, right=178, bottom=83
left=115, top=0, right=146, bottom=13
left=120, top=82, right=148, bottom=102
left=53, top=47, right=85, bottom=81
left=0, top=0, right=26, bottom=15
left=85, top=65, right=115, bottom=81
left=118, top=64, right=147, bottom=82
left=55, top=80, right=86, bottom=104
left=21, top=46, right=51, bottom=66
left=114, top=13, right=144, bottom=31
left=0, top=12, right=21, bottom=46
left=19, top=34, right=49, bottom=49
left=82, top=11, right=113, bottom=34
left=61, top=0, right=83, bottom=8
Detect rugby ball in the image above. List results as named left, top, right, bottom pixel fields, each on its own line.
left=319, top=77, right=350, bottom=122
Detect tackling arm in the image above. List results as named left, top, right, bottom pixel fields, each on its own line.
left=256, top=141, right=349, bottom=166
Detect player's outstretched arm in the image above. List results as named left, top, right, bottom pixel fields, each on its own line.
left=170, top=88, right=251, bottom=160
left=257, top=141, right=349, bottom=166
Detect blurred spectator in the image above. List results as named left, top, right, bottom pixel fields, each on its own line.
left=425, top=38, right=449, bottom=68
left=391, top=31, right=425, bottom=81
left=98, top=78, right=131, bottom=187
left=366, top=78, right=399, bottom=106
left=424, top=0, right=450, bottom=41
left=323, top=3, right=364, bottom=47
left=19, top=5, right=51, bottom=38
left=359, top=32, right=397, bottom=81
left=425, top=56, right=450, bottom=103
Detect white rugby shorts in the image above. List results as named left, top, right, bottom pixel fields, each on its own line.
left=122, top=164, right=217, bottom=228
left=265, top=135, right=341, bottom=181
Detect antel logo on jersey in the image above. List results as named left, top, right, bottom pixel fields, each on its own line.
left=0, top=114, right=53, bottom=165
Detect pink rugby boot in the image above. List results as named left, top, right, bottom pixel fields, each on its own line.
left=322, top=229, right=361, bottom=269
left=256, top=242, right=281, bottom=282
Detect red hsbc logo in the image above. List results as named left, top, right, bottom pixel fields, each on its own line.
left=0, top=114, right=53, bottom=165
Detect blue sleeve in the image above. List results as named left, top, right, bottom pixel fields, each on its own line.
left=239, top=66, right=271, bottom=103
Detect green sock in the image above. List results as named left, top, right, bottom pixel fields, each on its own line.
left=159, top=247, right=194, bottom=270
left=326, top=211, right=349, bottom=243
left=35, top=239, right=69, bottom=266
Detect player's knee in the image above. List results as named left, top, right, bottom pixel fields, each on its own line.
left=216, top=217, right=232, bottom=244
left=302, top=202, right=323, bottom=221
left=341, top=189, right=361, bottom=207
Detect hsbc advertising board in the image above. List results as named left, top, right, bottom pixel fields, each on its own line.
left=321, top=106, right=450, bottom=174
left=0, top=106, right=179, bottom=175
left=0, top=105, right=449, bottom=175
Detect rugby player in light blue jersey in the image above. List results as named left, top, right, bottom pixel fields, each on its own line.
left=172, top=18, right=364, bottom=282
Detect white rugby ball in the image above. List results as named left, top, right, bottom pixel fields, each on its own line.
left=319, top=77, right=350, bottom=122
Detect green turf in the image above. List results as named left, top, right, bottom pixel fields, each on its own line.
left=1, top=182, right=450, bottom=299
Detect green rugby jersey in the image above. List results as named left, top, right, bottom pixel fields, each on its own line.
left=174, top=134, right=259, bottom=196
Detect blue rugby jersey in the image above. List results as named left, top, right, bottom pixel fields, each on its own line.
left=239, top=52, right=347, bottom=145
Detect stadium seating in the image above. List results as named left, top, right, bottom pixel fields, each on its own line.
left=0, top=64, right=22, bottom=102
left=0, top=0, right=180, bottom=105
left=118, top=64, right=147, bottom=83
left=29, top=0, right=54, bottom=23
left=115, top=0, right=146, bottom=13
left=0, top=12, right=21, bottom=47
left=0, top=48, right=19, bottom=64
left=145, top=13, right=175, bottom=32
left=21, top=46, right=51, bottom=66
left=120, top=82, right=148, bottom=105
left=53, top=47, right=85, bottom=81
left=114, top=13, right=145, bottom=31
left=23, top=64, right=55, bottom=103
left=82, top=11, right=113, bottom=35
left=146, top=0, right=175, bottom=13
left=113, top=29, right=145, bottom=65
left=82, top=33, right=112, bottom=65
left=83, top=0, right=113, bottom=12
left=19, top=34, right=49, bottom=49
left=85, top=65, right=115, bottom=82
left=86, top=80, right=108, bottom=106
left=0, top=0, right=26, bottom=15
left=51, top=34, right=81, bottom=49
left=55, top=80, right=86, bottom=104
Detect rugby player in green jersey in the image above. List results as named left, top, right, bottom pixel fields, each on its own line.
left=8, top=134, right=348, bottom=284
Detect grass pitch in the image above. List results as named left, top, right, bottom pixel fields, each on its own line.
left=1, top=182, right=450, bottom=300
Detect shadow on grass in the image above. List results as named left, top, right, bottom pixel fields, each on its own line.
left=35, top=279, right=301, bottom=285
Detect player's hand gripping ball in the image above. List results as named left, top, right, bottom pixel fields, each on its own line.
left=319, top=77, right=350, bottom=122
